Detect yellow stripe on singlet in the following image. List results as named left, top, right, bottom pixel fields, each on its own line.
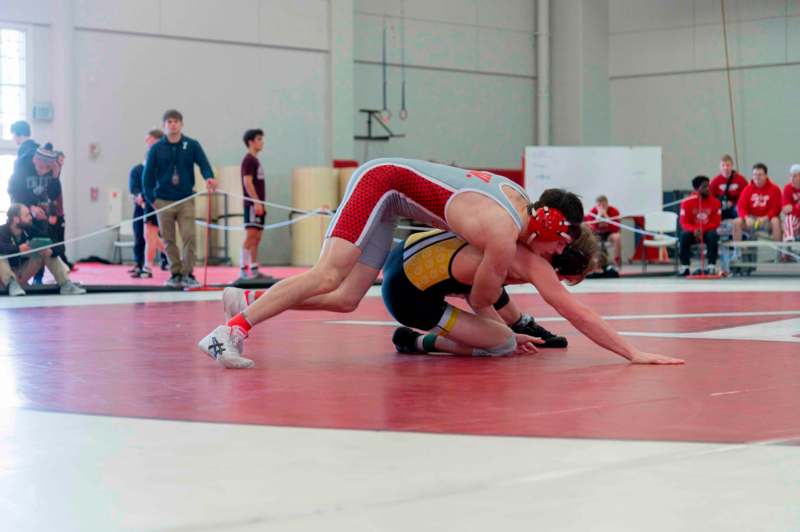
left=402, top=229, right=467, bottom=291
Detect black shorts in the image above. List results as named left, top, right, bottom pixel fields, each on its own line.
left=144, top=202, right=159, bottom=227
left=244, top=202, right=265, bottom=229
left=381, top=244, right=450, bottom=331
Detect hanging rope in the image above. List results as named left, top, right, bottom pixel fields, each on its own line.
left=720, top=0, right=740, bottom=170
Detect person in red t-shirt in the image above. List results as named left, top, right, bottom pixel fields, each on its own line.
left=678, top=176, right=721, bottom=275
left=734, top=163, right=782, bottom=242
left=783, top=164, right=800, bottom=242
left=584, top=195, right=621, bottom=269
left=240, top=128, right=268, bottom=280
left=709, top=154, right=748, bottom=220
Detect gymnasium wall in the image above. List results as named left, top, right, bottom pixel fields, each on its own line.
left=1, top=0, right=330, bottom=264
left=352, top=0, right=537, bottom=168
left=610, top=0, right=800, bottom=191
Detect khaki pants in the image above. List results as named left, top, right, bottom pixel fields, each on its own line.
left=154, top=198, right=196, bottom=276
left=0, top=254, right=69, bottom=287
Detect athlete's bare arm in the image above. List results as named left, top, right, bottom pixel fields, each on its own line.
left=447, top=195, right=521, bottom=309
left=509, top=248, right=684, bottom=365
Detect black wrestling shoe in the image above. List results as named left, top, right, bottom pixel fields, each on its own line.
left=511, top=316, right=568, bottom=348
left=392, top=327, right=425, bottom=354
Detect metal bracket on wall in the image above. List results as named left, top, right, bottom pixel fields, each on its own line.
left=354, top=109, right=406, bottom=142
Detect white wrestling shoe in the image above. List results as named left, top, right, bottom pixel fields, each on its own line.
left=197, top=325, right=255, bottom=369
left=222, top=286, right=248, bottom=321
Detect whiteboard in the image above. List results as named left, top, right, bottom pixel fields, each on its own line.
left=524, top=146, right=662, bottom=217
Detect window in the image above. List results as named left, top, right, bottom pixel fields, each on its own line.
left=0, top=28, right=26, bottom=141
left=0, top=154, right=13, bottom=215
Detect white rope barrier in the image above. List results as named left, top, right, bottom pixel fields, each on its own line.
left=3, top=189, right=797, bottom=264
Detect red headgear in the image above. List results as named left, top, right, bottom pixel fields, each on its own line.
left=526, top=206, right=572, bottom=245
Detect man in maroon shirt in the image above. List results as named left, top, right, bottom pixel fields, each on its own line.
left=734, top=163, right=782, bottom=242
left=679, top=176, right=721, bottom=275
left=709, top=154, right=748, bottom=220
left=240, top=129, right=267, bottom=279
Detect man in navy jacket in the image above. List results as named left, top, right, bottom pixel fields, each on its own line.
left=143, top=109, right=217, bottom=288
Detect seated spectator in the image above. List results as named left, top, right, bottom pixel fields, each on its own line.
left=0, top=204, right=85, bottom=296
left=585, top=195, right=622, bottom=271
left=734, top=163, right=782, bottom=243
left=679, top=176, right=721, bottom=276
left=783, top=164, right=800, bottom=243
left=710, top=154, right=748, bottom=220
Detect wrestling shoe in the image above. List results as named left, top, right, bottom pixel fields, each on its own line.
left=392, top=327, right=425, bottom=354
left=223, top=286, right=248, bottom=320
left=59, top=281, right=86, bottom=295
left=197, top=325, right=254, bottom=369
left=7, top=279, right=25, bottom=297
left=511, top=314, right=567, bottom=348
left=165, top=274, right=183, bottom=288
left=182, top=274, right=201, bottom=288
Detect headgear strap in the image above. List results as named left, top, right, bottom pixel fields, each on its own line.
left=526, top=206, right=572, bottom=245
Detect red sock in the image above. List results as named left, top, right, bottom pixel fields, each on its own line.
left=227, top=313, right=252, bottom=334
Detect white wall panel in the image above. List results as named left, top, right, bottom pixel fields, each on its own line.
left=74, top=0, right=160, bottom=34
left=786, top=16, right=800, bottom=61
left=259, top=0, right=329, bottom=50
left=404, top=18, right=478, bottom=71
left=354, top=63, right=534, bottom=168
left=0, top=0, right=51, bottom=25
left=354, top=0, right=402, bottom=18
left=160, top=0, right=260, bottom=44
left=694, top=17, right=786, bottom=70
left=477, top=0, right=535, bottom=32
left=610, top=27, right=693, bottom=77
left=694, top=0, right=787, bottom=26
left=404, top=0, right=478, bottom=27
left=72, top=31, right=328, bottom=261
left=477, top=27, right=535, bottom=77
left=610, top=0, right=693, bottom=34
left=353, top=13, right=382, bottom=62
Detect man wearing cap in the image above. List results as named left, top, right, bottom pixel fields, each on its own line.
left=678, top=176, right=722, bottom=276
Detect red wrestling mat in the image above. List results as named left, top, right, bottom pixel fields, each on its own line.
left=2, top=291, right=799, bottom=444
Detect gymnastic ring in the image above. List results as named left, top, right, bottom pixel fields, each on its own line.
left=399, top=109, right=408, bottom=120
left=381, top=109, right=392, bottom=123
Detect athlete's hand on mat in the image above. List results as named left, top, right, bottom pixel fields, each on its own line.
left=19, top=243, right=31, bottom=252
left=513, top=333, right=544, bottom=356
left=630, top=351, right=685, bottom=365
left=206, top=178, right=218, bottom=192
left=255, top=204, right=265, bottom=216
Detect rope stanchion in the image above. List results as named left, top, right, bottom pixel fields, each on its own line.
left=193, top=191, right=214, bottom=290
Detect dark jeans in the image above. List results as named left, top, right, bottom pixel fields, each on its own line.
left=680, top=230, right=719, bottom=265
left=132, top=204, right=145, bottom=268
left=34, top=216, right=70, bottom=283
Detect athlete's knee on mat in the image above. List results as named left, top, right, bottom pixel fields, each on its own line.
left=325, top=291, right=362, bottom=313
left=472, top=334, right=517, bottom=357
